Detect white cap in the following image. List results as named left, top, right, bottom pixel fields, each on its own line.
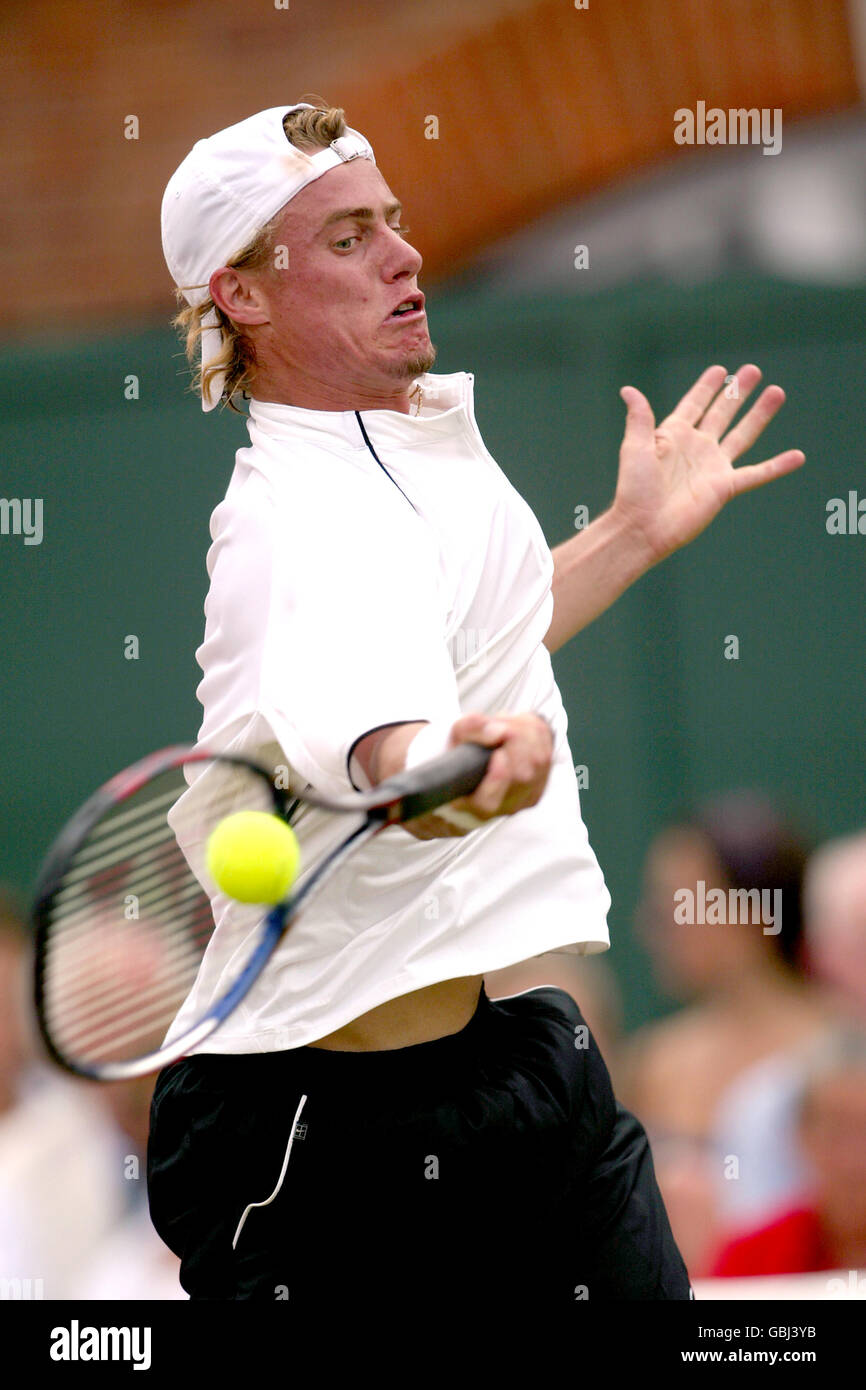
left=161, top=104, right=376, bottom=411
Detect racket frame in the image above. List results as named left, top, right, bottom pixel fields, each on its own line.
left=32, top=741, right=489, bottom=1080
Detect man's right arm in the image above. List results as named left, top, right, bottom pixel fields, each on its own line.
left=353, top=713, right=554, bottom=840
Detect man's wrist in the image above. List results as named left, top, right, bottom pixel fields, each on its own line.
left=403, top=721, right=454, bottom=771
left=352, top=721, right=428, bottom=787
left=604, top=499, right=666, bottom=575
left=606, top=497, right=675, bottom=572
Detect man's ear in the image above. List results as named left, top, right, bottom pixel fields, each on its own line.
left=209, top=266, right=270, bottom=326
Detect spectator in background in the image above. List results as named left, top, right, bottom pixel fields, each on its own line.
left=0, top=887, right=127, bottom=1296
left=78, top=1075, right=184, bottom=1299
left=619, top=792, right=831, bottom=1277
left=803, top=829, right=866, bottom=1019
left=0, top=890, right=30, bottom=1116
left=0, top=886, right=181, bottom=1298
left=0, top=888, right=36, bottom=1275
left=485, top=951, right=624, bottom=1083
left=709, top=825, right=866, bottom=1246
left=710, top=1025, right=866, bottom=1276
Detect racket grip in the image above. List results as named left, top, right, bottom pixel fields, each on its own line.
left=376, top=741, right=492, bottom=823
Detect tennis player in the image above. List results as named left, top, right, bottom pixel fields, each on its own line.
left=148, top=103, right=805, bottom=1310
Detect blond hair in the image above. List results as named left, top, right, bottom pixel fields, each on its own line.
left=172, top=104, right=348, bottom=412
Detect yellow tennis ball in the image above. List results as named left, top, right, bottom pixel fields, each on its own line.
left=206, top=811, right=300, bottom=905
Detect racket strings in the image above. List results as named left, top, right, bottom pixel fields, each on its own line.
left=39, top=761, right=273, bottom=1067
left=55, top=787, right=181, bottom=889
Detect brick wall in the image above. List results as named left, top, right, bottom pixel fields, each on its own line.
left=3, top=0, right=858, bottom=335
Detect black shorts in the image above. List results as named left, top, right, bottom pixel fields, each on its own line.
left=147, top=985, right=692, bottom=1309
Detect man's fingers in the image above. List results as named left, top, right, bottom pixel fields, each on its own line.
left=697, top=363, right=762, bottom=439
left=469, top=747, right=514, bottom=813
left=445, top=711, right=553, bottom=821
left=720, top=384, right=787, bottom=461
left=627, top=366, right=797, bottom=470
left=449, top=712, right=507, bottom=746
left=619, top=386, right=656, bottom=450
left=666, top=364, right=728, bottom=426
left=730, top=449, right=806, bottom=496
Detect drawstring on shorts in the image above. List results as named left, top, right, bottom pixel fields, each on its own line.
left=232, top=1092, right=308, bottom=1249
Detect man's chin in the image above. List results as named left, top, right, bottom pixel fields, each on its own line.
left=388, top=342, right=437, bottom=379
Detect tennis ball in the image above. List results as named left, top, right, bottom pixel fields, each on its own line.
left=206, top=811, right=300, bottom=905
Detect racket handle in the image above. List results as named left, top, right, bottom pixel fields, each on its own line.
left=375, top=741, right=492, bottom=823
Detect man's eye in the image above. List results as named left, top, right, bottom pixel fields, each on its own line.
left=333, top=236, right=357, bottom=250
left=391, top=225, right=410, bottom=238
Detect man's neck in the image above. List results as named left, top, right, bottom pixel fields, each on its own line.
left=250, top=368, right=415, bottom=415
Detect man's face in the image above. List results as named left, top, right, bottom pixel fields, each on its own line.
left=799, top=1070, right=866, bottom=1228
left=246, top=157, right=435, bottom=404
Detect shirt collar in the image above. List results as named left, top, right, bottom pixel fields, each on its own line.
left=247, top=372, right=474, bottom=448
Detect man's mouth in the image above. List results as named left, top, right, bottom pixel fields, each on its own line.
left=387, top=294, right=425, bottom=321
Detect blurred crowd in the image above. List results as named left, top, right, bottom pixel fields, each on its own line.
left=487, top=794, right=866, bottom=1286
left=0, top=889, right=182, bottom=1299
left=2, top=791, right=865, bottom=1298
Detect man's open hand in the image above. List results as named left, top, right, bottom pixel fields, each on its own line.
left=613, top=363, right=805, bottom=565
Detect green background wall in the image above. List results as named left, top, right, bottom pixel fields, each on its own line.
left=2, top=275, right=863, bottom=1027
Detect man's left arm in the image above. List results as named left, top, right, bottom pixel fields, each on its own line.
left=544, top=363, right=806, bottom=655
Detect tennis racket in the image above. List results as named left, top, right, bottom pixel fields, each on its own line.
left=32, top=740, right=491, bottom=1082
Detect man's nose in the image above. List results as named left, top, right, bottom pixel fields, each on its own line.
left=383, top=226, right=422, bottom=279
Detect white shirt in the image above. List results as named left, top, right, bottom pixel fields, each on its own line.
left=170, top=370, right=610, bottom=1052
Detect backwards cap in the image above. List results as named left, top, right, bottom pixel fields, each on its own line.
left=161, top=104, right=376, bottom=410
